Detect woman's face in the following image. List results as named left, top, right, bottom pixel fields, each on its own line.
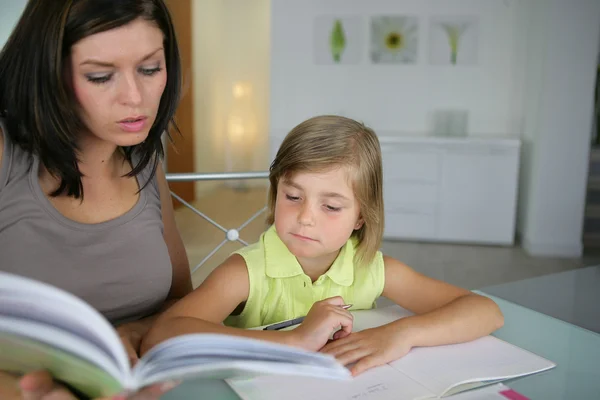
left=70, top=18, right=167, bottom=147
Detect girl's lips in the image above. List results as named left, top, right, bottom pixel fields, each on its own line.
left=291, top=233, right=317, bottom=242
left=118, top=117, right=147, bottom=132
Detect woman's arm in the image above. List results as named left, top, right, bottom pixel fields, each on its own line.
left=155, top=162, right=193, bottom=300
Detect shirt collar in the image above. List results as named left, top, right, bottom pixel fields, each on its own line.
left=264, top=226, right=355, bottom=286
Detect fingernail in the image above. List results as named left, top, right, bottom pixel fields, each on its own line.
left=159, top=380, right=181, bottom=392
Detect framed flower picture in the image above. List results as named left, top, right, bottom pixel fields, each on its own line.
left=429, top=15, right=479, bottom=66
left=313, top=15, right=363, bottom=65
left=370, top=15, right=419, bottom=64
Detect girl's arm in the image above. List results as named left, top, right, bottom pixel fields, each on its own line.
left=380, top=255, right=504, bottom=346
left=321, top=255, right=503, bottom=375
left=140, top=255, right=353, bottom=355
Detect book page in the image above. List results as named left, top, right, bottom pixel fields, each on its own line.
left=135, top=333, right=351, bottom=388
left=0, top=316, right=122, bottom=381
left=0, top=271, right=129, bottom=375
left=228, top=364, right=434, bottom=400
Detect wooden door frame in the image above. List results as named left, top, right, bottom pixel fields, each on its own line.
left=165, top=0, right=195, bottom=207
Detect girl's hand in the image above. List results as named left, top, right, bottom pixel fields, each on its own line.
left=18, top=370, right=179, bottom=400
left=290, top=296, right=353, bottom=352
left=320, top=323, right=413, bottom=376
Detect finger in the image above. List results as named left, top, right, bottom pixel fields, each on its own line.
left=351, top=355, right=382, bottom=376
left=20, top=371, right=58, bottom=400
left=333, top=328, right=351, bottom=340
left=322, top=296, right=345, bottom=306
left=43, top=387, right=79, bottom=400
left=320, top=334, right=356, bottom=352
left=337, top=314, right=353, bottom=335
left=126, top=381, right=180, bottom=400
left=322, top=338, right=361, bottom=357
left=122, top=339, right=140, bottom=367
left=335, top=347, right=373, bottom=367
left=0, top=371, right=21, bottom=399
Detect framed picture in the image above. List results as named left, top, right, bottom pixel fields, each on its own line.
left=313, top=15, right=363, bottom=65
left=370, top=15, right=419, bottom=64
left=429, top=15, right=479, bottom=66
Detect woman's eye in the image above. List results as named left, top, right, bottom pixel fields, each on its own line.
left=325, top=205, right=341, bottom=212
left=285, top=194, right=300, bottom=201
left=140, top=66, right=162, bottom=76
left=86, top=74, right=112, bottom=84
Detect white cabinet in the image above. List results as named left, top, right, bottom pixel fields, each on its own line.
left=269, top=135, right=520, bottom=245
left=381, top=138, right=520, bottom=245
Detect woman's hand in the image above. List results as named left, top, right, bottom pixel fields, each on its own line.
left=17, top=370, right=179, bottom=400
left=116, top=324, right=144, bottom=367
left=290, top=296, right=353, bottom=352
left=320, top=323, right=413, bottom=376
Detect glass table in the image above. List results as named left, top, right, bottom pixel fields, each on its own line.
left=162, top=292, right=600, bottom=399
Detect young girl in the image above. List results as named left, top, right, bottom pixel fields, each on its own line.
left=142, top=115, right=504, bottom=376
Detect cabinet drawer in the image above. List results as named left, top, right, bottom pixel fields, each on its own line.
left=384, top=182, right=438, bottom=204
left=384, top=211, right=437, bottom=239
left=382, top=149, right=440, bottom=183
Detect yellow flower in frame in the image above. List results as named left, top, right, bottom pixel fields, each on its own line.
left=370, top=16, right=418, bottom=64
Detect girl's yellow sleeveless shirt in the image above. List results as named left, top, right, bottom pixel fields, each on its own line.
left=224, top=226, right=385, bottom=328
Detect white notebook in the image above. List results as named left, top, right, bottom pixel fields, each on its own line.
left=228, top=305, right=555, bottom=400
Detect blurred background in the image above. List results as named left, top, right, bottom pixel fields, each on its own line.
left=2, top=0, right=600, bottom=296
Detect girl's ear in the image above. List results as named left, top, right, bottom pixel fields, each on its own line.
left=354, top=217, right=364, bottom=230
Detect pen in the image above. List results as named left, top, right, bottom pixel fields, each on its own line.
left=263, top=304, right=353, bottom=331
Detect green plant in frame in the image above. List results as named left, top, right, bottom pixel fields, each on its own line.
left=329, top=19, right=346, bottom=63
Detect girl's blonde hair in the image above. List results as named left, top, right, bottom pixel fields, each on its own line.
left=267, top=115, right=384, bottom=266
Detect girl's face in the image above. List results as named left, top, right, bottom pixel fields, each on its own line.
left=70, top=18, right=167, bottom=148
left=274, top=167, right=364, bottom=265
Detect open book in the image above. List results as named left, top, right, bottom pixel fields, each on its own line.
left=228, top=305, right=555, bottom=400
left=0, top=271, right=350, bottom=398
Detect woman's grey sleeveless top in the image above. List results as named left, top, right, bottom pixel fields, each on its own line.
left=0, top=119, right=172, bottom=325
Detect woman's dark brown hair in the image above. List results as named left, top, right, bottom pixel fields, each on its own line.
left=0, top=0, right=182, bottom=198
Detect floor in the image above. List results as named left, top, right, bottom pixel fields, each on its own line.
left=174, top=185, right=600, bottom=290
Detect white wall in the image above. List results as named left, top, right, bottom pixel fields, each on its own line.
left=271, top=0, right=600, bottom=257
left=518, top=0, right=600, bottom=257
left=270, top=0, right=518, bottom=138
left=0, top=0, right=26, bottom=48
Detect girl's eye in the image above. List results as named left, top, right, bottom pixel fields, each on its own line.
left=325, top=205, right=341, bottom=212
left=285, top=194, right=300, bottom=201
left=86, top=74, right=112, bottom=84
left=140, top=66, right=162, bottom=76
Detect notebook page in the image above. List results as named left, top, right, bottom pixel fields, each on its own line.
left=351, top=306, right=413, bottom=332
left=388, top=335, right=555, bottom=397
left=228, top=363, right=434, bottom=400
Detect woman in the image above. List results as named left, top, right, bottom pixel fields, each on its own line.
left=0, top=0, right=193, bottom=398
